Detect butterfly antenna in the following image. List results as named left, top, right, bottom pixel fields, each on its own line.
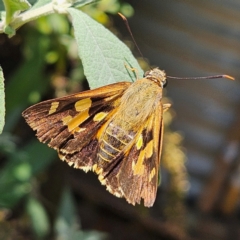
left=118, top=14, right=234, bottom=81
left=167, top=74, right=235, bottom=81
left=118, top=13, right=144, bottom=59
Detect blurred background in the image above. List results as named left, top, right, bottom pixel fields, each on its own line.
left=0, top=0, right=240, bottom=239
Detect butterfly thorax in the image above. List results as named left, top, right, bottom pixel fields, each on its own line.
left=98, top=76, right=163, bottom=163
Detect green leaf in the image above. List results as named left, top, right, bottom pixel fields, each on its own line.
left=55, top=187, right=79, bottom=229
left=0, top=133, right=16, bottom=154
left=3, top=0, right=31, bottom=24
left=1, top=0, right=35, bottom=11
left=30, top=0, right=95, bottom=11
left=73, top=0, right=99, bottom=8
left=30, top=0, right=51, bottom=10
left=68, top=8, right=144, bottom=89
left=55, top=187, right=80, bottom=239
left=26, top=197, right=50, bottom=239
left=0, top=67, right=5, bottom=134
left=80, top=231, right=107, bottom=240
left=55, top=187, right=107, bottom=240
left=4, top=24, right=15, bottom=35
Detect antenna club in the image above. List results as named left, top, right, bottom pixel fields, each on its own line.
left=118, top=12, right=127, bottom=21
left=223, top=75, right=235, bottom=81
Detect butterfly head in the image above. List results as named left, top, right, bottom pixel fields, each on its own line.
left=144, top=68, right=167, bottom=88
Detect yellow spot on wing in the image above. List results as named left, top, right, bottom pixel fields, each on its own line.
left=96, top=123, right=107, bottom=139
left=67, top=109, right=89, bottom=132
left=133, top=150, right=145, bottom=175
left=149, top=167, right=156, bottom=182
left=95, top=107, right=119, bottom=139
left=132, top=160, right=136, bottom=170
left=133, top=140, right=154, bottom=176
left=136, top=134, right=143, bottom=150
left=62, top=115, right=72, bottom=125
left=76, top=127, right=86, bottom=133
left=66, top=124, right=86, bottom=133
left=49, top=102, right=59, bottom=114
left=75, top=98, right=92, bottom=112
left=93, top=112, right=108, bottom=122
left=145, top=140, right=153, bottom=159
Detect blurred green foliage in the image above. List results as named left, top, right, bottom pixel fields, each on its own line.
left=54, top=187, right=107, bottom=240
left=0, top=67, right=4, bottom=133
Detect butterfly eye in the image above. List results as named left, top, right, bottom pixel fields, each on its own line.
left=163, top=79, right=168, bottom=88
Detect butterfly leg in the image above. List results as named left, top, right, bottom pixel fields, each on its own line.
left=124, top=63, right=139, bottom=80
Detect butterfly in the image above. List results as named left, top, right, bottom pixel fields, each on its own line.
left=22, top=67, right=172, bottom=207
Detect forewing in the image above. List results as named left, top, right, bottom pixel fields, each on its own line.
left=22, top=82, right=131, bottom=170
left=117, top=102, right=164, bottom=207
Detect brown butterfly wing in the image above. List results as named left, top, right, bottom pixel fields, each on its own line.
left=116, top=102, right=163, bottom=207
left=22, top=82, right=131, bottom=171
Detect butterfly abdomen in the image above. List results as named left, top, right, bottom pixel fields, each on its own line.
left=98, top=122, right=134, bottom=162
